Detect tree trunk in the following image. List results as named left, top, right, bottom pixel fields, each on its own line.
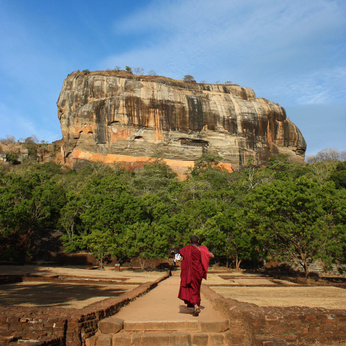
left=139, top=258, right=146, bottom=270
left=301, top=252, right=309, bottom=278
left=235, top=254, right=242, bottom=272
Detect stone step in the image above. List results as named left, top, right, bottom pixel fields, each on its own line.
left=86, top=317, right=248, bottom=346
left=87, top=330, right=246, bottom=346
left=85, top=275, right=249, bottom=345
left=98, top=317, right=230, bottom=334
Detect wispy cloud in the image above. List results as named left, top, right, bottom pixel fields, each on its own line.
left=267, top=66, right=346, bottom=105
left=0, top=0, right=344, bottom=155
left=104, top=0, right=345, bottom=105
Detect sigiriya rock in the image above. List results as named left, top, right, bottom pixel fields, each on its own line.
left=57, top=70, right=306, bottom=178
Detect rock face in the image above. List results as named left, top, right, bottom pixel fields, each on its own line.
left=57, top=71, right=306, bottom=177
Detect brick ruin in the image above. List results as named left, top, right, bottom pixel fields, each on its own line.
left=1, top=272, right=345, bottom=345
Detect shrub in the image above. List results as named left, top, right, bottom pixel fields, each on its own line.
left=5, top=152, right=19, bottom=164
left=183, top=74, right=195, bottom=82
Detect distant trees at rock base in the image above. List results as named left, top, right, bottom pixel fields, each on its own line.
left=0, top=142, right=345, bottom=276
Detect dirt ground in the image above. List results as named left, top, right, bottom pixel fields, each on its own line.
left=210, top=285, right=345, bottom=309
left=0, top=281, right=138, bottom=308
left=0, top=266, right=345, bottom=311
left=0, top=265, right=164, bottom=283
left=0, top=265, right=166, bottom=309
left=206, top=272, right=346, bottom=310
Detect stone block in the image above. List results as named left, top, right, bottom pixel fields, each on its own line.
left=95, top=333, right=111, bottom=346
left=98, top=317, right=124, bottom=334
left=112, top=333, right=132, bottom=346
left=85, top=336, right=97, bottom=346
left=170, top=332, right=191, bottom=345
left=124, top=320, right=198, bottom=332
left=192, top=333, right=209, bottom=345
left=224, top=330, right=247, bottom=344
left=208, top=332, right=227, bottom=345
left=199, top=320, right=229, bottom=333
left=139, top=332, right=170, bottom=345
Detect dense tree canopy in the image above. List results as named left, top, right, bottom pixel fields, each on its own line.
left=0, top=147, right=345, bottom=275
left=244, top=176, right=345, bottom=277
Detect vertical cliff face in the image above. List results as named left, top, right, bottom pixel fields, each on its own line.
left=57, top=71, right=306, bottom=177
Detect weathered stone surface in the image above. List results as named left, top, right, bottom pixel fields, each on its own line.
left=57, top=71, right=306, bottom=177
left=98, top=317, right=123, bottom=334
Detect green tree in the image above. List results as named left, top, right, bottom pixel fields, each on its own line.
left=130, top=159, right=178, bottom=197
left=329, top=161, right=346, bottom=189
left=196, top=205, right=256, bottom=270
left=246, top=176, right=346, bottom=277
left=187, top=154, right=233, bottom=190
left=83, top=229, right=114, bottom=268
left=5, top=152, right=19, bottom=164
left=183, top=74, right=195, bottom=82
left=24, top=136, right=39, bottom=161
left=59, top=173, right=145, bottom=259
left=0, top=169, right=66, bottom=261
left=58, top=192, right=84, bottom=253
left=306, top=148, right=345, bottom=182
left=120, top=222, right=169, bottom=269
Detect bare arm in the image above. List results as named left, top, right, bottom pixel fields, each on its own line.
left=209, top=252, right=214, bottom=258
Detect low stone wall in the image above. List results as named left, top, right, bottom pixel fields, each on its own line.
left=0, top=272, right=169, bottom=345
left=202, top=285, right=346, bottom=345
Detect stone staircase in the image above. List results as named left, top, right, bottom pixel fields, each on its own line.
left=86, top=316, right=246, bottom=345
left=84, top=273, right=249, bottom=345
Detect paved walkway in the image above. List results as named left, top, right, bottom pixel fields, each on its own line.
left=114, top=272, right=226, bottom=322
left=88, top=272, right=238, bottom=345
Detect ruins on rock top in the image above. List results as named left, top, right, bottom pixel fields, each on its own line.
left=57, top=70, right=306, bottom=177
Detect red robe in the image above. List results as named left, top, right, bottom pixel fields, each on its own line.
left=200, top=245, right=210, bottom=279
left=178, top=245, right=209, bottom=306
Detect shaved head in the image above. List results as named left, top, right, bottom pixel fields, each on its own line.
left=190, top=235, right=199, bottom=244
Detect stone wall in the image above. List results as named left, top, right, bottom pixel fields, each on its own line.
left=203, top=285, right=346, bottom=345
left=0, top=273, right=169, bottom=345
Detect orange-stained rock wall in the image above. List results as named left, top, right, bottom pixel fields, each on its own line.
left=69, top=149, right=232, bottom=180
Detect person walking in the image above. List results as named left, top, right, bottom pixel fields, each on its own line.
left=178, top=235, right=214, bottom=316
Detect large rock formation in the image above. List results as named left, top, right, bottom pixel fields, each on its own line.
left=57, top=71, right=306, bottom=177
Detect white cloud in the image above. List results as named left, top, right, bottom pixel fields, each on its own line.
left=266, top=66, right=346, bottom=105
left=104, top=0, right=345, bottom=105
left=0, top=0, right=344, bottom=153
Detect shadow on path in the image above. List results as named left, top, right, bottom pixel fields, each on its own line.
left=0, top=282, right=135, bottom=307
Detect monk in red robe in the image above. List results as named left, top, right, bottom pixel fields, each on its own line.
left=178, top=235, right=214, bottom=316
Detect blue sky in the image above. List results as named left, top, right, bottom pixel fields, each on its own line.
left=0, top=0, right=345, bottom=157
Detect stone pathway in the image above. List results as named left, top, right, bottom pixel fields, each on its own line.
left=86, top=272, right=247, bottom=345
